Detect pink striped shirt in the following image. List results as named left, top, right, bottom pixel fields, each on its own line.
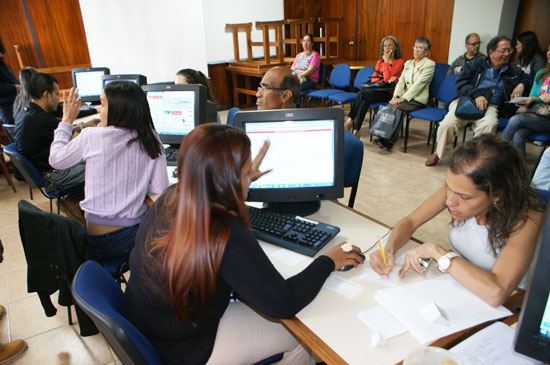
left=49, top=123, right=169, bottom=226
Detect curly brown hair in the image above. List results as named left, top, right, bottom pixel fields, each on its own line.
left=448, top=134, right=544, bottom=252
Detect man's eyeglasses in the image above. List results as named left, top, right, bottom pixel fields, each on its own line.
left=257, top=83, right=287, bottom=92
left=494, top=48, right=513, bottom=54
left=467, top=41, right=481, bottom=46
left=412, top=46, right=425, bottom=51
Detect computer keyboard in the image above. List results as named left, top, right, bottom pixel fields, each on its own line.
left=247, top=206, right=340, bottom=257
left=165, top=147, right=178, bottom=166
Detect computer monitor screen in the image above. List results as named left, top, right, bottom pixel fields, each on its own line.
left=235, top=108, right=344, bottom=216
left=514, top=199, right=550, bottom=363
left=102, top=74, right=147, bottom=87
left=71, top=67, right=110, bottom=103
left=142, top=84, right=207, bottom=145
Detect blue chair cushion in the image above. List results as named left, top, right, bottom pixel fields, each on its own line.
left=529, top=133, right=550, bottom=143
left=497, top=117, right=509, bottom=131
left=343, top=131, right=363, bottom=187
left=328, top=92, right=357, bottom=104
left=409, top=107, right=448, bottom=122
left=309, top=89, right=345, bottom=99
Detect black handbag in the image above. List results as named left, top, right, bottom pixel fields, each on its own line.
left=368, top=105, right=403, bottom=142
left=361, top=81, right=395, bottom=92
left=455, top=96, right=486, bottom=120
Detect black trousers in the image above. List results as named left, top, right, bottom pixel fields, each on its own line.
left=348, top=89, right=393, bottom=131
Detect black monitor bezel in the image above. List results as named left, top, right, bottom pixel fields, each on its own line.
left=142, top=84, right=207, bottom=145
left=235, top=108, right=344, bottom=204
left=71, top=67, right=110, bottom=102
left=101, top=74, right=147, bottom=87
left=514, top=200, right=550, bottom=362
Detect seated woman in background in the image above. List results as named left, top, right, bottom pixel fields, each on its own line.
left=12, top=66, right=38, bottom=119
left=344, top=35, right=404, bottom=137
left=375, top=37, right=435, bottom=150
left=175, top=68, right=216, bottom=102
left=291, top=33, right=321, bottom=91
left=370, top=134, right=543, bottom=307
left=123, top=124, right=364, bottom=364
left=515, top=31, right=546, bottom=82
left=49, top=82, right=168, bottom=261
left=502, top=44, right=550, bottom=158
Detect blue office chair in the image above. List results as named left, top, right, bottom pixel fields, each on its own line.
left=327, top=66, right=374, bottom=107
left=428, top=63, right=450, bottom=105
left=226, top=107, right=241, bottom=126
left=406, top=74, right=457, bottom=154
left=4, top=143, right=83, bottom=213
left=72, top=261, right=162, bottom=365
left=308, top=64, right=351, bottom=106
left=299, top=62, right=326, bottom=107
left=343, top=131, right=364, bottom=208
left=536, top=189, right=549, bottom=204
left=2, top=123, right=15, bottom=143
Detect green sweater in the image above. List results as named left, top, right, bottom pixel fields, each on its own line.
left=529, top=69, right=550, bottom=103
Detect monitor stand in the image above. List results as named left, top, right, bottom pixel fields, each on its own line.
left=266, top=201, right=321, bottom=217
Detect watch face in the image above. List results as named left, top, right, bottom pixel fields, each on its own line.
left=438, top=256, right=450, bottom=271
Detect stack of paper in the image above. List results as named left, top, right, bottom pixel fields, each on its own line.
left=375, top=275, right=512, bottom=343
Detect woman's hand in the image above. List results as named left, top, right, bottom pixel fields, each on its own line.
left=369, top=249, right=395, bottom=275
left=250, top=140, right=272, bottom=182
left=61, top=88, right=81, bottom=125
left=398, top=242, right=446, bottom=278
left=388, top=76, right=397, bottom=83
left=517, top=96, right=538, bottom=106
left=382, top=49, right=394, bottom=63
left=324, top=242, right=364, bottom=271
left=389, top=97, right=405, bottom=105
left=539, top=94, right=550, bottom=103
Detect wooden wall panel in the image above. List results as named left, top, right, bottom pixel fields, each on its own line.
left=515, top=0, right=550, bottom=53
left=26, top=0, right=90, bottom=67
left=357, top=0, right=389, bottom=61
left=284, top=0, right=324, bottom=20
left=424, top=0, right=454, bottom=63
left=387, top=0, right=428, bottom=61
left=0, top=0, right=39, bottom=77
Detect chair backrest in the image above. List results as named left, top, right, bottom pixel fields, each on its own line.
left=353, top=66, right=374, bottom=91
left=317, top=62, right=326, bottom=85
left=226, top=107, right=241, bottom=126
left=343, top=131, right=364, bottom=208
left=536, top=189, right=549, bottom=204
left=429, top=63, right=450, bottom=98
left=72, top=261, right=162, bottom=365
left=3, top=143, right=44, bottom=188
left=328, top=64, right=351, bottom=89
left=436, top=74, right=458, bottom=104
left=2, top=124, right=16, bottom=143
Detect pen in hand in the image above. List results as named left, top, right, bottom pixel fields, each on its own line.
left=378, top=236, right=388, bottom=275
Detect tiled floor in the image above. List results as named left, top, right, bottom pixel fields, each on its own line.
left=0, top=108, right=544, bottom=363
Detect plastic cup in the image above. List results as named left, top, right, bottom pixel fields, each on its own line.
left=403, top=346, right=463, bottom=365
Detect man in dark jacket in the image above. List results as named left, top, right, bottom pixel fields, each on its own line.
left=426, top=35, right=530, bottom=166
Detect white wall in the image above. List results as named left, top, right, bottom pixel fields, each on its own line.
left=447, top=0, right=518, bottom=64
left=79, top=0, right=284, bottom=83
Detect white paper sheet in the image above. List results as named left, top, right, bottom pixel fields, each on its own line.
left=323, top=275, right=364, bottom=299
left=450, top=321, right=542, bottom=365
left=359, top=268, right=401, bottom=287
left=374, top=275, right=512, bottom=344
left=357, top=306, right=408, bottom=339
left=270, top=248, right=307, bottom=266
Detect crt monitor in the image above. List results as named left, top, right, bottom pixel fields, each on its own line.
left=71, top=67, right=110, bottom=103
left=102, top=74, right=147, bottom=87
left=235, top=108, right=344, bottom=216
left=142, top=84, right=207, bottom=145
left=514, top=198, right=550, bottom=363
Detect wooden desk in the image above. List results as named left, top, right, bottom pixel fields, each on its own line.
left=256, top=200, right=514, bottom=364
left=335, top=60, right=378, bottom=70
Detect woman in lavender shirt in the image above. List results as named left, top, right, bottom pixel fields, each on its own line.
left=49, top=82, right=169, bottom=261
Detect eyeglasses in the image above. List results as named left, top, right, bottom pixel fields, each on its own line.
left=467, top=41, right=481, bottom=46
left=412, top=46, right=425, bottom=51
left=257, top=83, right=287, bottom=92
left=494, top=48, right=513, bottom=54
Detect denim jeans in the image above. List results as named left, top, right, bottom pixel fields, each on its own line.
left=86, top=224, right=139, bottom=261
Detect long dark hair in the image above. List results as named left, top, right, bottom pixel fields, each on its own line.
left=175, top=68, right=215, bottom=102
left=103, top=81, right=163, bottom=159
left=13, top=67, right=38, bottom=116
left=378, top=35, right=402, bottom=60
left=448, top=134, right=544, bottom=252
left=516, top=31, right=544, bottom=68
left=148, top=124, right=251, bottom=323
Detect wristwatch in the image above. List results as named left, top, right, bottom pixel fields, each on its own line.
left=437, top=252, right=459, bottom=272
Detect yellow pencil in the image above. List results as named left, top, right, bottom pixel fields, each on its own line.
left=378, top=236, right=388, bottom=273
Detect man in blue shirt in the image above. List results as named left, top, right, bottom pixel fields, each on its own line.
left=426, top=35, right=530, bottom=166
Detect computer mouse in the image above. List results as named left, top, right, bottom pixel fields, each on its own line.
left=339, top=252, right=366, bottom=272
